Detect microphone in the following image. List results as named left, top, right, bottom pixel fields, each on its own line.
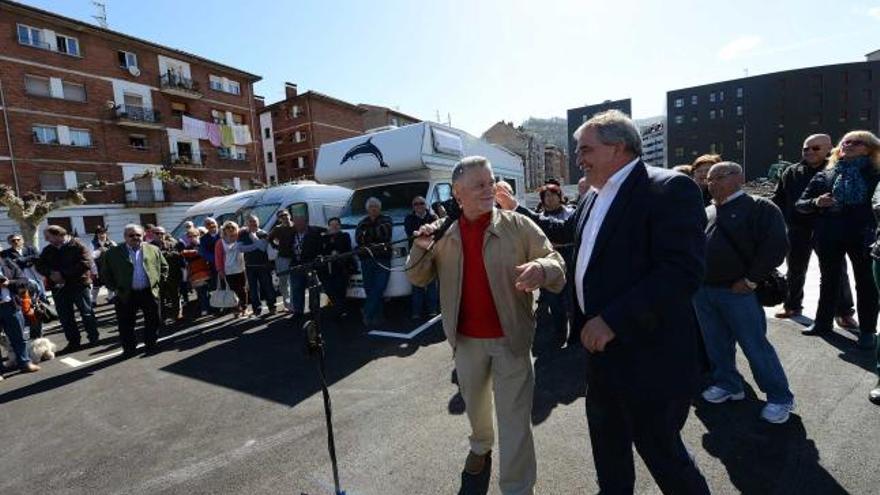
left=426, top=198, right=460, bottom=247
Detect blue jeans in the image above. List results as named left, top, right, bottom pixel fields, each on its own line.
left=246, top=266, right=276, bottom=313
left=693, top=285, right=794, bottom=404
left=0, top=302, right=29, bottom=367
left=410, top=281, right=438, bottom=317
left=361, top=258, right=390, bottom=323
left=53, top=284, right=99, bottom=346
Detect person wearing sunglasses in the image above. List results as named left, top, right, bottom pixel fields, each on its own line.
left=796, top=130, right=880, bottom=355
left=404, top=196, right=438, bottom=320
left=772, top=134, right=857, bottom=327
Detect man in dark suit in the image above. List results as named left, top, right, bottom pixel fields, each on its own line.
left=497, top=109, right=710, bottom=494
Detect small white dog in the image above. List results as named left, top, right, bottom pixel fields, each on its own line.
left=0, top=334, right=56, bottom=368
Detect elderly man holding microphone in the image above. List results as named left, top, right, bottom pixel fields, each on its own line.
left=406, top=156, right=566, bottom=495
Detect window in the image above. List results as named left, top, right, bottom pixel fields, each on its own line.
left=129, top=135, right=148, bottom=149
left=171, top=101, right=188, bottom=117
left=294, top=131, right=304, bottom=143
left=736, top=87, right=743, bottom=98
left=221, top=178, right=235, bottom=189
left=290, top=105, right=301, bottom=118
left=69, top=128, right=92, bottom=147
left=390, top=117, right=399, bottom=126
left=123, top=93, right=144, bottom=108
left=810, top=114, right=821, bottom=125
left=62, top=81, right=86, bottom=102
left=674, top=147, right=685, bottom=159
left=709, top=110, right=716, bottom=120
left=39, top=172, right=66, bottom=191
left=33, top=125, right=58, bottom=144
left=709, top=92, right=716, bottom=103
left=264, top=127, right=271, bottom=139
left=267, top=151, right=274, bottom=163
left=211, top=109, right=226, bottom=124
left=297, top=156, right=306, bottom=168
left=228, top=80, right=241, bottom=95
left=690, top=114, right=698, bottom=123
left=209, top=75, right=224, bottom=91
left=839, top=109, right=848, bottom=122
left=736, top=139, right=743, bottom=150
left=231, top=113, right=244, bottom=125
left=48, top=217, right=73, bottom=233
left=55, top=35, right=80, bottom=56
left=736, top=105, right=743, bottom=116
left=863, top=89, right=873, bottom=103
left=709, top=143, right=717, bottom=153
left=719, top=90, right=725, bottom=101
left=691, top=95, right=698, bottom=105
left=736, top=128, right=744, bottom=134
left=76, top=172, right=97, bottom=187
left=83, top=216, right=105, bottom=234
left=24, top=75, right=50, bottom=97
left=674, top=115, right=684, bottom=124
left=17, top=24, right=45, bottom=48
left=863, top=70, right=873, bottom=82
left=117, top=50, right=137, bottom=68
left=719, top=108, right=725, bottom=119
left=209, top=75, right=240, bottom=94
left=777, top=137, right=784, bottom=147
left=239, top=179, right=251, bottom=191
left=860, top=109, right=872, bottom=121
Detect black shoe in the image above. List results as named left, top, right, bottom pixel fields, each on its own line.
left=870, top=381, right=880, bottom=405
left=121, top=349, right=137, bottom=359
left=802, top=325, right=831, bottom=336
left=143, top=345, right=160, bottom=356
left=58, top=344, right=82, bottom=355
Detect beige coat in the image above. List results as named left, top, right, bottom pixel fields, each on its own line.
left=406, top=208, right=566, bottom=356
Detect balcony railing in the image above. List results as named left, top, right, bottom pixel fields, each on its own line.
left=164, top=152, right=206, bottom=168
left=113, top=104, right=162, bottom=125
left=159, top=73, right=202, bottom=98
left=125, top=188, right=166, bottom=206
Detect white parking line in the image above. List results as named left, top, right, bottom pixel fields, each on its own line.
left=368, top=314, right=441, bottom=340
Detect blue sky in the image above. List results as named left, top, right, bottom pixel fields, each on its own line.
left=18, top=0, right=880, bottom=135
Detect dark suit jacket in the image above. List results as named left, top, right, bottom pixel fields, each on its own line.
left=0, top=246, right=40, bottom=270
left=520, top=161, right=707, bottom=400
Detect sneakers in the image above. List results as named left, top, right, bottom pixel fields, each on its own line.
left=464, top=450, right=490, bottom=475
left=701, top=385, right=745, bottom=404
left=19, top=362, right=40, bottom=373
left=760, top=402, right=794, bottom=424
left=869, top=382, right=880, bottom=406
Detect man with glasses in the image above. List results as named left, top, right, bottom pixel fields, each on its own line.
left=772, top=134, right=857, bottom=327
left=35, top=225, right=100, bottom=354
left=1, top=233, right=46, bottom=337
left=696, top=162, right=794, bottom=424
left=101, top=224, right=168, bottom=357
left=404, top=196, right=438, bottom=320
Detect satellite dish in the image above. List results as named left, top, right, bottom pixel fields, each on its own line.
left=128, top=65, right=141, bottom=77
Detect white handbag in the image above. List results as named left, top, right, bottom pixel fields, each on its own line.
left=209, top=275, right=239, bottom=308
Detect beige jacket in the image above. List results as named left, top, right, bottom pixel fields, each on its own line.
left=405, top=208, right=566, bottom=356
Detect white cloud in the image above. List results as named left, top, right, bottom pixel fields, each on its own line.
left=718, top=35, right=763, bottom=61
left=870, top=7, right=880, bottom=19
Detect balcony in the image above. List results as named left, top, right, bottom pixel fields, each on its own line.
left=113, top=104, right=163, bottom=129
left=124, top=187, right=167, bottom=207
left=163, top=152, right=207, bottom=169
left=159, top=73, right=203, bottom=99
left=217, top=148, right=247, bottom=161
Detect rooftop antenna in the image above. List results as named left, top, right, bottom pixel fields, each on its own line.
left=743, top=68, right=749, bottom=77
left=447, top=112, right=451, bottom=126
left=435, top=109, right=441, bottom=123
left=92, top=1, right=108, bottom=28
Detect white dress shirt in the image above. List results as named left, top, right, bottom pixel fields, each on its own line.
left=575, top=157, right=640, bottom=312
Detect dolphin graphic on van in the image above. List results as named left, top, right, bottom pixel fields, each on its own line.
left=339, top=137, right=389, bottom=168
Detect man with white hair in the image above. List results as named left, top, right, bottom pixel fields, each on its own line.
left=408, top=156, right=565, bottom=494
left=101, top=224, right=168, bottom=357
left=696, top=162, right=794, bottom=423
left=497, top=109, right=710, bottom=493
left=356, top=197, right=393, bottom=328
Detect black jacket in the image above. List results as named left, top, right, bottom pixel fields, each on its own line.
left=520, top=161, right=707, bottom=400
left=35, top=239, right=93, bottom=289
left=356, top=214, right=393, bottom=259
left=705, top=194, right=788, bottom=286
left=322, top=232, right=355, bottom=276
left=795, top=164, right=880, bottom=247
left=0, top=257, right=32, bottom=308
left=0, top=246, right=40, bottom=270
left=771, top=160, right=825, bottom=228
left=404, top=211, right=437, bottom=248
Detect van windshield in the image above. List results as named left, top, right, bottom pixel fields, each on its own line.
left=240, top=203, right=281, bottom=230
left=171, top=214, right=210, bottom=239
left=340, top=182, right=429, bottom=227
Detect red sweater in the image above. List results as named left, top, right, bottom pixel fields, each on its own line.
left=457, top=212, right=504, bottom=338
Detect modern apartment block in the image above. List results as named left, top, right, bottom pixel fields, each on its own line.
left=667, top=57, right=880, bottom=179
left=259, top=83, right=365, bottom=183
left=0, top=0, right=262, bottom=239
left=566, top=99, right=632, bottom=183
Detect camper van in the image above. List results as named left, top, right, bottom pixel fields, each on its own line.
left=315, top=122, right=525, bottom=299
left=170, top=182, right=352, bottom=239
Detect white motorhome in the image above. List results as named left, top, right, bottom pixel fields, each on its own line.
left=315, top=122, right=525, bottom=299
left=170, top=182, right=352, bottom=239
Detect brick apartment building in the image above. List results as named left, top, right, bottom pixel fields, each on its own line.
left=359, top=103, right=421, bottom=132
left=482, top=121, right=546, bottom=191
left=0, top=0, right=262, bottom=240
left=259, top=83, right=365, bottom=183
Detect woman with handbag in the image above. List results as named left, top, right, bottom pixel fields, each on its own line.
left=178, top=228, right=210, bottom=318
left=797, top=130, right=880, bottom=351
left=214, top=221, right=249, bottom=317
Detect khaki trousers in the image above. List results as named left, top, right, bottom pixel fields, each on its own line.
left=454, top=336, right=536, bottom=495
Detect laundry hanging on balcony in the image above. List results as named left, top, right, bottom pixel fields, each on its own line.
left=231, top=125, right=252, bottom=146
left=182, top=115, right=208, bottom=140
left=206, top=123, right=222, bottom=147
left=221, top=125, right=235, bottom=147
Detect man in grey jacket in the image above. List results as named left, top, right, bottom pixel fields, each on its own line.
left=694, top=162, right=795, bottom=424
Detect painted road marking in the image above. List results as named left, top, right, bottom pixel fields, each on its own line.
left=368, top=314, right=441, bottom=340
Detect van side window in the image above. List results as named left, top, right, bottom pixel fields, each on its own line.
left=432, top=183, right=452, bottom=205
left=288, top=202, right=309, bottom=224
